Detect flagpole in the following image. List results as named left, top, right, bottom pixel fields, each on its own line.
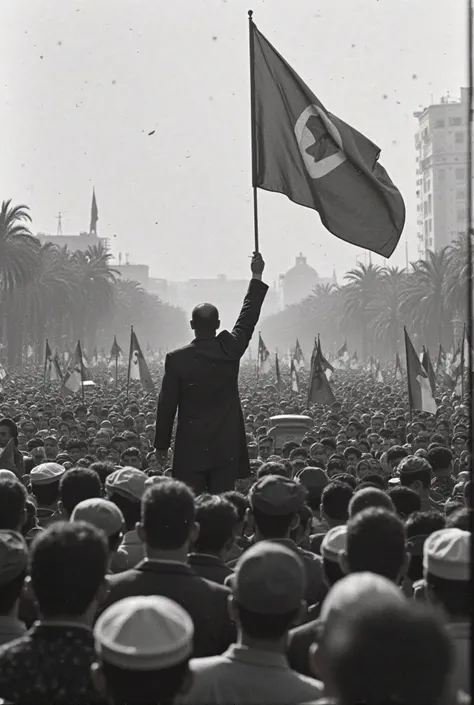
left=127, top=326, right=133, bottom=404
left=467, top=0, right=473, bottom=451
left=43, top=339, right=48, bottom=399
left=115, top=349, right=119, bottom=389
left=403, top=327, right=413, bottom=426
left=78, top=340, right=85, bottom=401
left=248, top=9, right=260, bottom=253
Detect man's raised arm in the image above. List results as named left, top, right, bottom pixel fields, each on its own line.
left=228, top=252, right=268, bottom=358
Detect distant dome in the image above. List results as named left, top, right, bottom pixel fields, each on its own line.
left=282, top=253, right=320, bottom=307
left=284, top=253, right=318, bottom=281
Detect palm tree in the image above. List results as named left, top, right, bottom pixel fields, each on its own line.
left=342, top=263, right=382, bottom=360
left=0, top=200, right=39, bottom=364
left=368, top=266, right=406, bottom=360
left=445, top=235, right=472, bottom=325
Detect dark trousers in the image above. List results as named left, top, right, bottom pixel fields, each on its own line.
left=174, top=464, right=235, bottom=495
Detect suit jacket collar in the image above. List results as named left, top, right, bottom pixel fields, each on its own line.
left=135, top=558, right=194, bottom=576
left=188, top=553, right=225, bottom=567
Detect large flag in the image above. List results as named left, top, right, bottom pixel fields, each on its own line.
left=275, top=353, right=282, bottom=390
left=404, top=328, right=437, bottom=414
left=250, top=19, right=405, bottom=258
left=395, top=352, right=403, bottom=381
left=128, top=330, right=155, bottom=393
left=308, top=342, right=335, bottom=406
left=294, top=339, right=305, bottom=370
left=290, top=358, right=300, bottom=393
left=62, top=341, right=85, bottom=395
left=90, top=188, right=98, bottom=235
left=421, top=346, right=436, bottom=397
left=315, top=336, right=334, bottom=379
left=258, top=333, right=271, bottom=374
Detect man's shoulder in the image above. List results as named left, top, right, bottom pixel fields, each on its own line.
left=289, top=617, right=321, bottom=640
left=0, top=634, right=32, bottom=663
left=190, top=653, right=229, bottom=673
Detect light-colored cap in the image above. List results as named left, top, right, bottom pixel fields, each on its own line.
left=0, top=530, right=29, bottom=586
left=423, top=528, right=470, bottom=581
left=229, top=540, right=306, bottom=614
left=30, top=462, right=65, bottom=485
left=71, top=498, right=124, bottom=538
left=320, top=525, right=347, bottom=562
left=94, top=595, right=194, bottom=670
left=144, top=475, right=169, bottom=487
left=105, top=467, right=147, bottom=502
left=320, top=572, right=404, bottom=628
left=0, top=469, right=18, bottom=482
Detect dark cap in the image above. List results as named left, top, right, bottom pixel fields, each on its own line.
left=295, top=467, right=328, bottom=489
left=249, top=475, right=308, bottom=516
left=229, top=540, right=306, bottom=614
left=398, top=455, right=432, bottom=476
left=0, top=530, right=28, bottom=586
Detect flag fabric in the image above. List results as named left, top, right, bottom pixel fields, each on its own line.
left=275, top=353, right=282, bottom=390
left=404, top=328, right=437, bottom=414
left=27, top=345, right=34, bottom=359
left=250, top=20, right=405, bottom=258
left=258, top=333, right=271, bottom=374
left=109, top=336, right=123, bottom=364
left=375, top=362, right=384, bottom=384
left=421, top=347, right=436, bottom=397
left=51, top=352, right=63, bottom=382
left=395, top=352, right=403, bottom=381
left=436, top=345, right=446, bottom=376
left=291, top=358, right=300, bottom=393
left=294, top=339, right=305, bottom=370
left=0, top=438, right=16, bottom=472
left=317, top=337, right=334, bottom=379
left=128, top=330, right=155, bottom=393
left=308, top=342, right=335, bottom=406
left=337, top=342, right=350, bottom=363
left=451, top=342, right=463, bottom=380
left=92, top=346, right=98, bottom=366
left=349, top=351, right=359, bottom=370
left=62, top=341, right=85, bottom=395
left=90, top=188, right=98, bottom=235
left=44, top=341, right=62, bottom=383
left=0, top=362, right=6, bottom=381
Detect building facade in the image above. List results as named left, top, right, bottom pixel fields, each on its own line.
left=36, top=233, right=109, bottom=252
left=280, top=253, right=333, bottom=307
left=414, top=88, right=469, bottom=259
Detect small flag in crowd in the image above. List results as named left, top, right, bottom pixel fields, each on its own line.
left=62, top=341, right=86, bottom=395
left=0, top=362, right=6, bottom=380
left=375, top=361, right=384, bottom=384
left=250, top=18, right=405, bottom=258
left=308, top=340, right=335, bottom=406
left=436, top=344, right=446, bottom=376
left=44, top=341, right=62, bottom=383
left=336, top=342, right=350, bottom=365
left=404, top=328, right=437, bottom=414
left=258, top=333, right=271, bottom=374
left=395, top=352, right=403, bottom=381
left=128, top=329, right=155, bottom=393
left=349, top=351, right=359, bottom=370
left=27, top=345, right=34, bottom=360
left=90, top=188, right=99, bottom=235
left=294, top=339, right=305, bottom=370
left=109, top=336, right=123, bottom=365
left=291, top=358, right=300, bottom=393
left=421, top=346, right=436, bottom=397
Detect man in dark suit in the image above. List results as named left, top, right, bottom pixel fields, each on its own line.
left=154, top=252, right=268, bottom=493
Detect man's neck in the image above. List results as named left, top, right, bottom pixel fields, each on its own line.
left=190, top=548, right=224, bottom=561
left=194, top=332, right=216, bottom=340
left=238, top=630, right=286, bottom=654
left=146, top=546, right=188, bottom=563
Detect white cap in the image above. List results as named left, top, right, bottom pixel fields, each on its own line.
left=71, top=498, right=124, bottom=537
left=0, top=469, right=18, bottom=482
left=105, top=467, right=147, bottom=502
left=30, top=462, right=65, bottom=485
left=320, top=525, right=347, bottom=562
left=94, top=595, right=194, bottom=670
left=423, top=528, right=470, bottom=581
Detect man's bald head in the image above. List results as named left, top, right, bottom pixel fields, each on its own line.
left=191, top=303, right=220, bottom=336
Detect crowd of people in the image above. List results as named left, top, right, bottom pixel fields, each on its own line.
left=0, top=251, right=472, bottom=705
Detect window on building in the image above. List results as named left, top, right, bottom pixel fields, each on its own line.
left=423, top=202, right=428, bottom=216
left=455, top=168, right=466, bottom=180
left=455, top=132, right=465, bottom=144
left=456, top=189, right=466, bottom=200
left=449, top=117, right=462, bottom=127
left=457, top=206, right=466, bottom=221
left=428, top=195, right=432, bottom=214
left=424, top=222, right=429, bottom=236
left=434, top=119, right=445, bottom=128
left=429, top=219, right=433, bottom=232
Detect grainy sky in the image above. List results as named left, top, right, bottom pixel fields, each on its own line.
left=0, top=0, right=465, bottom=282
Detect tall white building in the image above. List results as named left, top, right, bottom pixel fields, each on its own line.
left=414, top=88, right=469, bottom=259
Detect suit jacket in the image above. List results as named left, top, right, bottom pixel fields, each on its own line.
left=154, top=278, right=268, bottom=478
left=102, top=559, right=235, bottom=657
left=188, top=553, right=233, bottom=585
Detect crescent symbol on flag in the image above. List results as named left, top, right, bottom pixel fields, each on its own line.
left=294, top=104, right=347, bottom=179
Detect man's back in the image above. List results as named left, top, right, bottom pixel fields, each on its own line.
left=103, top=558, right=235, bottom=657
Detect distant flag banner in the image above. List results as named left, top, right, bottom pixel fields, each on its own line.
left=317, top=337, right=334, bottom=379
left=275, top=353, right=282, bottom=390
left=128, top=330, right=155, bottom=394
left=349, top=351, right=359, bottom=370
left=421, top=347, right=436, bottom=397
left=404, top=329, right=437, bottom=414
left=294, top=339, right=305, bottom=370
left=436, top=344, right=446, bottom=376
left=395, top=352, right=403, bottom=381
left=290, top=358, right=300, bottom=393
left=109, top=336, right=123, bottom=367
left=44, top=341, right=62, bottom=383
left=90, top=188, right=98, bottom=235
left=51, top=352, right=63, bottom=382
left=61, top=341, right=84, bottom=395
left=0, top=362, right=7, bottom=381
left=250, top=18, right=405, bottom=258
left=375, top=362, right=384, bottom=384
left=308, top=341, right=335, bottom=406
left=258, top=333, right=271, bottom=374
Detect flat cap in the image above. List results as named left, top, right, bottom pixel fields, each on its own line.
left=0, top=530, right=28, bottom=587
left=105, top=467, right=147, bottom=502
left=295, top=467, right=328, bottom=489
left=30, top=462, right=65, bottom=485
left=249, top=475, right=308, bottom=516
left=71, top=498, right=124, bottom=538
left=229, top=540, right=306, bottom=614
left=398, top=455, right=432, bottom=476
left=0, top=469, right=18, bottom=481
left=94, top=595, right=194, bottom=670
left=320, top=525, right=347, bottom=562
left=423, top=528, right=470, bottom=581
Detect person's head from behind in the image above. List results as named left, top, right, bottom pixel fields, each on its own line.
left=404, top=510, right=445, bottom=583
left=320, top=599, right=453, bottom=705
left=191, top=303, right=220, bottom=338
left=192, top=494, right=238, bottom=559
left=423, top=528, right=470, bottom=621
left=427, top=446, right=453, bottom=477
left=59, top=467, right=102, bottom=519
left=71, top=498, right=125, bottom=564
left=320, top=481, right=353, bottom=527
left=387, top=485, right=421, bottom=520
left=0, top=530, right=29, bottom=618
left=92, top=596, right=193, bottom=705
left=138, top=480, right=197, bottom=555
left=29, top=521, right=108, bottom=621
left=398, top=455, right=432, bottom=496
left=342, top=507, right=407, bottom=583
left=0, top=478, right=28, bottom=532
left=348, top=487, right=395, bottom=519
left=248, top=475, right=307, bottom=541
left=256, top=461, right=290, bottom=480
left=229, top=541, right=306, bottom=643
left=320, top=526, right=346, bottom=588
left=222, top=491, right=248, bottom=537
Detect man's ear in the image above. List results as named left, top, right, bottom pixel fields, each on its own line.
left=339, top=549, right=349, bottom=575
left=190, top=522, right=200, bottom=544
left=190, top=320, right=195, bottom=331
left=136, top=522, right=146, bottom=544
left=216, top=320, right=221, bottom=331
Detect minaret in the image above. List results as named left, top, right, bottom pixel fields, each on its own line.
left=332, top=266, right=337, bottom=285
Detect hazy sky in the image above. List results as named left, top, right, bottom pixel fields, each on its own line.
left=1, top=0, right=465, bottom=284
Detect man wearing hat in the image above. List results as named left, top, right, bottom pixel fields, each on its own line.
left=240, top=475, right=325, bottom=607
left=105, top=467, right=147, bottom=573
left=71, top=499, right=125, bottom=573
left=29, top=462, right=65, bottom=529
left=92, top=595, right=194, bottom=705
left=398, top=456, right=444, bottom=513
left=185, top=542, right=323, bottom=705
left=0, top=531, right=28, bottom=647
left=423, top=528, right=470, bottom=695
